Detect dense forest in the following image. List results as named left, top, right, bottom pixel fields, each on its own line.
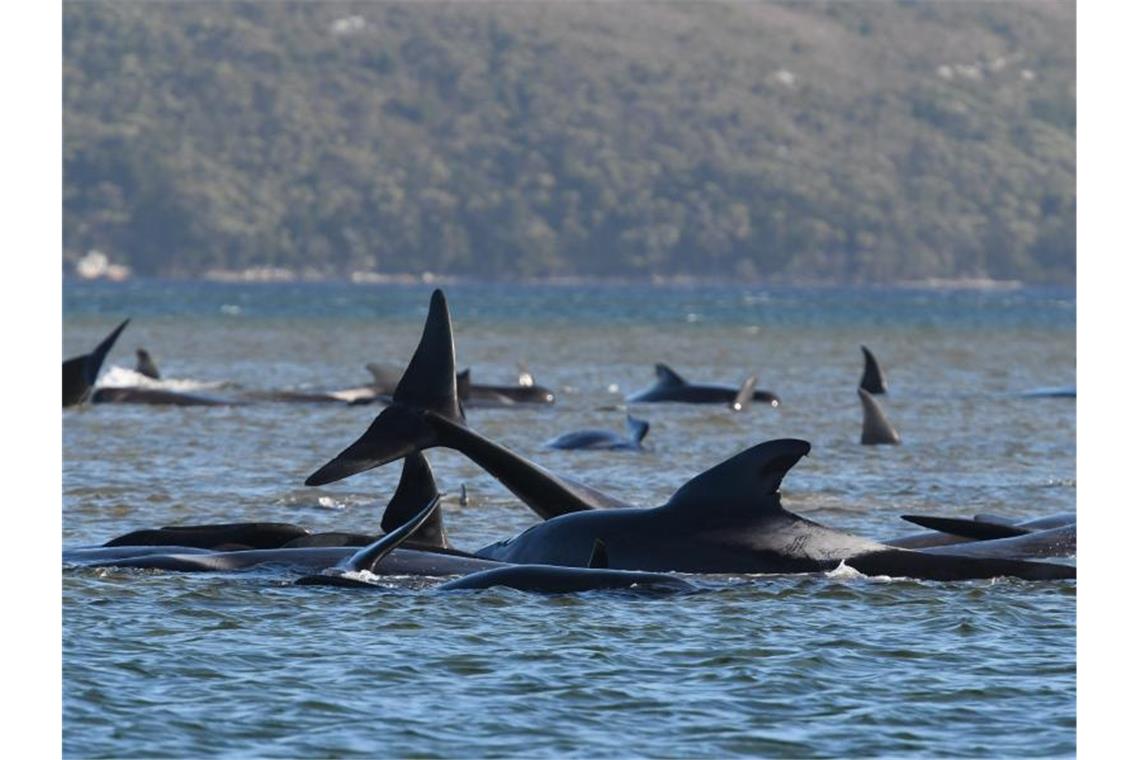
left=63, top=1, right=1075, bottom=283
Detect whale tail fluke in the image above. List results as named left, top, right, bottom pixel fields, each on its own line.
left=729, top=375, right=758, bottom=412
left=625, top=414, right=650, bottom=445
left=306, top=290, right=463, bottom=486
left=379, top=452, right=450, bottom=549
left=63, top=318, right=130, bottom=406
left=663, top=438, right=811, bottom=517
left=859, top=345, right=887, bottom=395
left=859, top=388, right=901, bottom=445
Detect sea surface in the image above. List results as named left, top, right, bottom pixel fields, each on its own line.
left=63, top=281, right=1076, bottom=758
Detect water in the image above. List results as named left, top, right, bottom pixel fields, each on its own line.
left=63, top=281, right=1075, bottom=757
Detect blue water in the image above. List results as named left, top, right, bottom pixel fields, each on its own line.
left=63, top=280, right=1075, bottom=757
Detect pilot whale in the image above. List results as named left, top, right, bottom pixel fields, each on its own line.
left=471, top=438, right=1074, bottom=581
left=297, top=501, right=693, bottom=594
left=363, top=363, right=556, bottom=407
left=545, top=414, right=650, bottom=451
left=306, top=290, right=631, bottom=520
left=304, top=290, right=1073, bottom=582
left=63, top=318, right=129, bottom=406
left=627, top=364, right=779, bottom=407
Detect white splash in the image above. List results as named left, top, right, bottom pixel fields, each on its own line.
left=97, top=365, right=228, bottom=392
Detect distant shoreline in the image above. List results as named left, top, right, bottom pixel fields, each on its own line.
left=64, top=270, right=1045, bottom=291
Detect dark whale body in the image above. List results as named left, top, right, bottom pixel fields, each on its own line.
left=305, top=289, right=1073, bottom=582
left=91, top=386, right=237, bottom=406
left=627, top=364, right=779, bottom=406
left=546, top=415, right=650, bottom=451
left=63, top=318, right=129, bottom=407
left=472, top=438, right=1073, bottom=581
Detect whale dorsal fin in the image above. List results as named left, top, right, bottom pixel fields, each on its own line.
left=730, top=375, right=758, bottom=412
left=588, top=539, right=609, bottom=569
left=859, top=388, right=901, bottom=445
left=341, top=495, right=441, bottom=573
left=63, top=318, right=130, bottom=406
left=365, top=362, right=402, bottom=392
left=662, top=439, right=811, bottom=517
left=859, top=345, right=887, bottom=395
left=392, top=290, right=464, bottom=423
left=380, top=452, right=449, bottom=548
left=135, top=348, right=161, bottom=380
left=456, top=368, right=472, bottom=400
left=654, top=363, right=687, bottom=387
left=625, top=414, right=650, bottom=444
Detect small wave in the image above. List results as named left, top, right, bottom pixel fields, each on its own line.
left=97, top=365, right=230, bottom=392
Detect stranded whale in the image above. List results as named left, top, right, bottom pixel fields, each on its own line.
left=626, top=363, right=779, bottom=407
left=545, top=414, right=650, bottom=451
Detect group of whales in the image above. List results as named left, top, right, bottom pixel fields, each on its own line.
left=66, top=289, right=1075, bottom=591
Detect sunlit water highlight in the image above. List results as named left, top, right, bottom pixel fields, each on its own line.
left=64, top=281, right=1074, bottom=757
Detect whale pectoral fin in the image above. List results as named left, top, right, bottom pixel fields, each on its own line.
left=588, top=539, right=609, bottom=569
left=342, top=495, right=442, bottom=573
left=380, top=453, right=450, bottom=549
left=900, top=515, right=1030, bottom=541
left=305, top=405, right=438, bottom=486
left=625, top=414, right=650, bottom=445
left=654, top=363, right=687, bottom=387
left=859, top=345, right=887, bottom=395
left=729, top=375, right=758, bottom=412
left=663, top=439, right=811, bottom=516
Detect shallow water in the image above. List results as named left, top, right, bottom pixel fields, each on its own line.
left=63, top=281, right=1075, bottom=758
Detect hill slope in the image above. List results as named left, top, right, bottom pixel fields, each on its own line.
left=63, top=0, right=1075, bottom=282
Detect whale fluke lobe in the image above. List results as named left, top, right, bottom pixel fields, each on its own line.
left=380, top=453, right=449, bottom=549
left=63, top=318, right=130, bottom=406
left=306, top=290, right=465, bottom=486
left=730, top=375, right=758, bottom=412
left=394, top=289, right=465, bottom=424
left=859, top=388, right=901, bottom=445
left=860, top=345, right=887, bottom=395
left=135, top=348, right=161, bottom=379
left=305, top=405, right=438, bottom=486
left=663, top=438, right=811, bottom=516
left=901, top=514, right=1030, bottom=541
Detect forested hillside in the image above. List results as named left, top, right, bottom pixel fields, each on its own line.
left=63, top=1, right=1075, bottom=283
